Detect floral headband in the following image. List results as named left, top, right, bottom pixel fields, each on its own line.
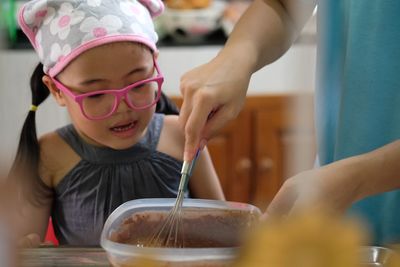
left=18, top=0, right=164, bottom=77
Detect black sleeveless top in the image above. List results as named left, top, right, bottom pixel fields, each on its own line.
left=52, top=114, right=184, bottom=246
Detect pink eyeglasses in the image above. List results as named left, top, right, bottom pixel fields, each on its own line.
left=51, top=59, right=164, bottom=120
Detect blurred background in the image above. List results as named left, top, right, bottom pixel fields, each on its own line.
left=0, top=0, right=317, bottom=210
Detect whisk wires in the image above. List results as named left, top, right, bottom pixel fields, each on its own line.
left=147, top=150, right=200, bottom=248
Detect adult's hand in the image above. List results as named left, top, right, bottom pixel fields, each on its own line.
left=179, top=56, right=251, bottom=161
left=266, top=140, right=400, bottom=216
left=266, top=161, right=361, bottom=216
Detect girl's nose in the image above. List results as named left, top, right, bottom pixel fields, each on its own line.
left=114, top=96, right=132, bottom=114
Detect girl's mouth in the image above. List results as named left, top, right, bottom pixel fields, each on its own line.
left=110, top=120, right=138, bottom=134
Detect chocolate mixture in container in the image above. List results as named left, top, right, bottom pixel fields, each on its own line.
left=110, top=208, right=259, bottom=248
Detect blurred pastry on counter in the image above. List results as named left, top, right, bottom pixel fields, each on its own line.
left=164, top=0, right=212, bottom=9
left=221, top=0, right=251, bottom=36
left=161, top=0, right=225, bottom=44
left=233, top=209, right=367, bottom=267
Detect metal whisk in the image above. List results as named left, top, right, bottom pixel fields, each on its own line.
left=147, top=150, right=200, bottom=248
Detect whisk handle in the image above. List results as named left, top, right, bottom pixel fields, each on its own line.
left=178, top=149, right=201, bottom=191
left=187, top=149, right=201, bottom=177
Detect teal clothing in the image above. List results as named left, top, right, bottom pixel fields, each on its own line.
left=316, top=1, right=400, bottom=244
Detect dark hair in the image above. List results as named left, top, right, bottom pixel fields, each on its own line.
left=156, top=91, right=180, bottom=115
left=9, top=63, right=53, bottom=205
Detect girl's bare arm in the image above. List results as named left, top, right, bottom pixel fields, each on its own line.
left=188, top=148, right=225, bottom=200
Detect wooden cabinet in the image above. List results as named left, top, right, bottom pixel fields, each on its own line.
left=249, top=94, right=316, bottom=210
left=204, top=108, right=253, bottom=204
left=172, top=93, right=316, bottom=210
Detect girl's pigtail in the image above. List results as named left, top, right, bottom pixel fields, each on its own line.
left=156, top=92, right=180, bottom=115
left=9, top=63, right=53, bottom=205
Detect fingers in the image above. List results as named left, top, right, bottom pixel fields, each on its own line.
left=181, top=98, right=241, bottom=161
left=183, top=94, right=215, bottom=161
left=267, top=181, right=326, bottom=217
left=178, top=80, right=194, bottom=137
left=266, top=183, right=296, bottom=217
left=180, top=75, right=221, bottom=161
left=179, top=77, right=198, bottom=161
left=18, top=233, right=41, bottom=248
left=259, top=211, right=269, bottom=221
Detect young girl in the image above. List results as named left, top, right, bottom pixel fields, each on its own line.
left=12, top=0, right=224, bottom=247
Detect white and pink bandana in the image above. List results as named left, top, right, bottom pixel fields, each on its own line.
left=18, top=0, right=164, bottom=76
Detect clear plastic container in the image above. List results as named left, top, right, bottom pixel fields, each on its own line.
left=359, top=246, right=398, bottom=267
left=101, top=198, right=261, bottom=267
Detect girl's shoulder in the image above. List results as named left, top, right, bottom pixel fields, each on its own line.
left=38, top=131, right=80, bottom=187
left=157, top=114, right=184, bottom=161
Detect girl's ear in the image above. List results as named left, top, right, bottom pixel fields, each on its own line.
left=42, top=75, right=66, bottom=106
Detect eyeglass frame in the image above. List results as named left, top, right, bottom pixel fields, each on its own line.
left=50, top=58, right=164, bottom=120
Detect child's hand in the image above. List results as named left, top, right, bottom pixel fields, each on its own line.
left=18, top=233, right=41, bottom=248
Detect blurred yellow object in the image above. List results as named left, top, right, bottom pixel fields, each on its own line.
left=388, top=256, right=400, bottom=267
left=129, top=258, right=160, bottom=267
left=387, top=245, right=400, bottom=267
left=233, top=209, right=367, bottom=267
left=165, top=0, right=212, bottom=9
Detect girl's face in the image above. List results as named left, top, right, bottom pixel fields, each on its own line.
left=44, top=42, right=158, bottom=149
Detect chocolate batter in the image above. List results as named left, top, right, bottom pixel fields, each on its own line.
left=109, top=208, right=259, bottom=248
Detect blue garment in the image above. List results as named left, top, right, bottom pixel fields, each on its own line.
left=52, top=114, right=185, bottom=246
left=316, top=0, right=400, bottom=245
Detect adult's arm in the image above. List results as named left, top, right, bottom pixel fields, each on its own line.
left=179, top=0, right=317, bottom=161
left=267, top=140, right=400, bottom=215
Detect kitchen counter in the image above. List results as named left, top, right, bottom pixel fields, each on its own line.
left=18, top=245, right=400, bottom=266
left=20, top=247, right=110, bottom=267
